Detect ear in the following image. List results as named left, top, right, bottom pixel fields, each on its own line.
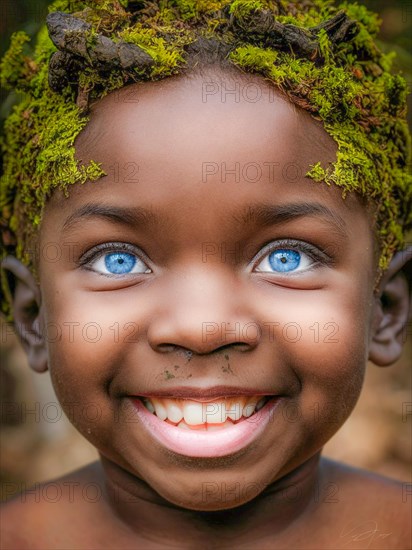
left=369, top=246, right=412, bottom=367
left=1, top=256, right=48, bottom=373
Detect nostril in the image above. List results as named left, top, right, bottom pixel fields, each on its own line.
left=217, top=343, right=252, bottom=353
left=156, top=345, right=195, bottom=358
left=155, top=342, right=253, bottom=356
left=156, top=344, right=179, bottom=353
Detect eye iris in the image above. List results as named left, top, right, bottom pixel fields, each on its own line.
left=104, top=253, right=136, bottom=274
left=269, top=249, right=300, bottom=272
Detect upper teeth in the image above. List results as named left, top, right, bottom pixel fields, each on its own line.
left=142, top=396, right=267, bottom=425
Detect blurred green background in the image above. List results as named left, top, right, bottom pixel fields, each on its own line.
left=1, top=0, right=411, bottom=500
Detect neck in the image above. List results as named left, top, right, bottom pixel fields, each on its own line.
left=99, top=453, right=323, bottom=546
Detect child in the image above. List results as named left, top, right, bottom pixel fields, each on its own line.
left=1, top=0, right=411, bottom=548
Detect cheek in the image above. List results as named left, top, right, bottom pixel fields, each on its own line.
left=40, top=275, right=139, bottom=440
left=260, top=283, right=370, bottom=434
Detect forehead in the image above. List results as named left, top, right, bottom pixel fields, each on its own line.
left=75, top=73, right=337, bottom=173
left=46, top=73, right=371, bottom=245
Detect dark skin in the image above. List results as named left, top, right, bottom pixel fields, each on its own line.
left=1, top=73, right=411, bottom=549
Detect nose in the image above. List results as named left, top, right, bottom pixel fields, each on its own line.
left=147, top=268, right=260, bottom=355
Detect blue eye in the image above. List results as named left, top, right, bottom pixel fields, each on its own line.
left=254, top=243, right=316, bottom=274
left=268, top=249, right=301, bottom=272
left=104, top=252, right=137, bottom=274
left=82, top=244, right=151, bottom=276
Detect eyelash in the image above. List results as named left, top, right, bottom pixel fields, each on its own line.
left=79, top=242, right=152, bottom=275
left=251, top=238, right=333, bottom=273
left=78, top=239, right=332, bottom=277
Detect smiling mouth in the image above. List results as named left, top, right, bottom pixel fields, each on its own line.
left=137, top=395, right=272, bottom=430
left=131, top=395, right=280, bottom=457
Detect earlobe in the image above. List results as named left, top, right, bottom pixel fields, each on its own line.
left=369, top=247, right=412, bottom=367
left=1, top=256, right=48, bottom=373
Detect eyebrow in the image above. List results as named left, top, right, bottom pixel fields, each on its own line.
left=62, top=201, right=347, bottom=236
left=233, top=202, right=347, bottom=235
left=62, top=203, right=160, bottom=232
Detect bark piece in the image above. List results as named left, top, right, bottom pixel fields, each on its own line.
left=230, top=9, right=358, bottom=59
left=46, top=12, right=91, bottom=58
left=46, top=11, right=154, bottom=72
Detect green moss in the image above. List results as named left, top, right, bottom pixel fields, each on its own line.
left=48, top=0, right=86, bottom=13
left=1, top=33, right=105, bottom=318
left=118, top=25, right=192, bottom=78
left=230, top=44, right=278, bottom=72
left=340, top=2, right=381, bottom=36
left=174, top=0, right=198, bottom=20
left=0, top=32, right=32, bottom=91
left=1, top=86, right=105, bottom=257
left=171, top=0, right=231, bottom=21
left=229, top=0, right=268, bottom=18
left=317, top=28, right=332, bottom=65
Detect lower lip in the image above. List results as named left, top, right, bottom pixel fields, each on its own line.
left=131, top=397, right=280, bottom=458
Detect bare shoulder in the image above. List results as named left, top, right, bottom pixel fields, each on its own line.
left=0, top=461, right=113, bottom=550
left=318, top=457, right=411, bottom=549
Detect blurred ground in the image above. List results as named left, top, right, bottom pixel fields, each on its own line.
left=1, top=317, right=410, bottom=501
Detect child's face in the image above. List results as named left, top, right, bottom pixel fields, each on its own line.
left=37, top=74, right=377, bottom=510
